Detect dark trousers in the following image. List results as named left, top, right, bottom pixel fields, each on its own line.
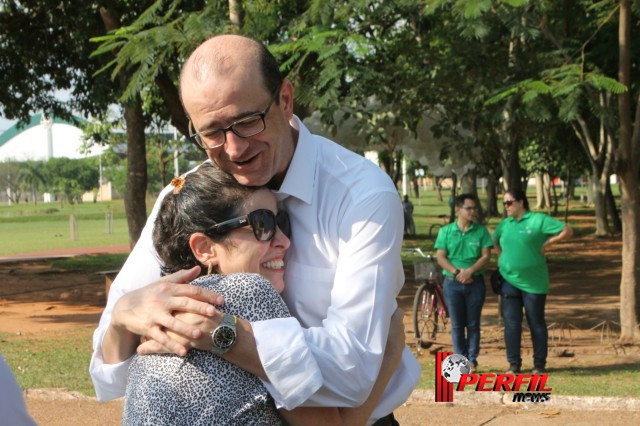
left=501, top=280, right=548, bottom=370
left=372, top=413, right=399, bottom=426
left=443, top=275, right=486, bottom=364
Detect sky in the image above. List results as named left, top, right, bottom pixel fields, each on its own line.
left=0, top=116, right=17, bottom=133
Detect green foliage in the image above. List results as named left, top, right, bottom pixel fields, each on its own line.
left=90, top=0, right=229, bottom=103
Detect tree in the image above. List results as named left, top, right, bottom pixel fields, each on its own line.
left=0, top=0, right=162, bottom=246
left=42, top=157, right=100, bottom=204
left=18, top=160, right=47, bottom=205
left=0, top=161, right=24, bottom=204
left=616, top=0, right=640, bottom=342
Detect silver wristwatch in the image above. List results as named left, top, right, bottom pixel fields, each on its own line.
left=210, top=314, right=237, bottom=356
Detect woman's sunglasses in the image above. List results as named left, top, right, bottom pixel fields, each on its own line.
left=206, top=209, right=291, bottom=242
left=503, top=199, right=517, bottom=206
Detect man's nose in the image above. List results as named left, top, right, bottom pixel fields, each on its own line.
left=223, top=131, right=250, bottom=159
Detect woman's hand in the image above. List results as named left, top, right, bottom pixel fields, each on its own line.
left=137, top=311, right=222, bottom=355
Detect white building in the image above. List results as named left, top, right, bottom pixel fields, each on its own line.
left=0, top=113, right=105, bottom=161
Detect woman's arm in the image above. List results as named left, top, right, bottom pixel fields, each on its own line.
left=543, top=225, right=573, bottom=252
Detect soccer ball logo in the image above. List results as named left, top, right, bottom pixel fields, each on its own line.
left=441, top=354, right=471, bottom=383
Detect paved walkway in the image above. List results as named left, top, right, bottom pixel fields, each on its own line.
left=24, top=388, right=640, bottom=426
left=0, top=244, right=130, bottom=263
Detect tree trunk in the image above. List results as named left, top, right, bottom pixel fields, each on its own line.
left=591, top=166, right=609, bottom=237
left=123, top=98, right=148, bottom=247
left=100, top=7, right=148, bottom=247
left=535, top=173, right=546, bottom=209
left=550, top=176, right=558, bottom=216
left=605, top=179, right=622, bottom=234
left=617, top=0, right=640, bottom=342
left=449, top=173, right=458, bottom=223
left=460, top=169, right=476, bottom=196
left=485, top=175, right=499, bottom=217
left=229, top=0, right=243, bottom=30
left=155, top=72, right=189, bottom=137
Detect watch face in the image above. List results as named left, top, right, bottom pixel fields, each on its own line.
left=213, top=325, right=236, bottom=349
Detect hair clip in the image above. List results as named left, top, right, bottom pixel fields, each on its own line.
left=171, top=176, right=186, bottom=194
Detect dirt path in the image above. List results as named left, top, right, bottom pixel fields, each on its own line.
left=2, top=235, right=640, bottom=425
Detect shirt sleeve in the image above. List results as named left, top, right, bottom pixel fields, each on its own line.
left=254, top=190, right=409, bottom=409
left=89, top=185, right=168, bottom=401
left=493, top=221, right=504, bottom=245
left=481, top=226, right=494, bottom=248
left=433, top=224, right=448, bottom=250
left=540, top=213, right=567, bottom=236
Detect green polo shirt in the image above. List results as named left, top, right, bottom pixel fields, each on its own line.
left=434, top=222, right=493, bottom=277
left=493, top=211, right=566, bottom=294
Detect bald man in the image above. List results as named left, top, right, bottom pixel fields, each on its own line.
left=91, top=35, right=420, bottom=425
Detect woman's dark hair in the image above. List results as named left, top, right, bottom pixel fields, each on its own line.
left=505, top=187, right=530, bottom=210
left=152, top=162, right=260, bottom=275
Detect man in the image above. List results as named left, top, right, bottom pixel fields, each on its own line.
left=90, top=35, right=420, bottom=424
left=402, top=195, right=415, bottom=236
left=435, top=194, right=492, bottom=371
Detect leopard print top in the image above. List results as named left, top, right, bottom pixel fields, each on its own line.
left=123, top=273, right=289, bottom=425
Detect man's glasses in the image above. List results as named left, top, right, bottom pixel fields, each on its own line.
left=461, top=206, right=477, bottom=211
left=205, top=209, right=291, bottom=242
left=503, top=200, right=516, bottom=206
left=189, top=87, right=280, bottom=150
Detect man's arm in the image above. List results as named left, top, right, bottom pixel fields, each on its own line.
left=436, top=248, right=458, bottom=275
left=456, top=247, right=492, bottom=284
left=254, top=190, right=413, bottom=410
left=277, top=308, right=406, bottom=426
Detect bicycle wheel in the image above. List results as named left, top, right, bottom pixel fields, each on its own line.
left=428, top=223, right=442, bottom=241
left=412, top=283, right=439, bottom=348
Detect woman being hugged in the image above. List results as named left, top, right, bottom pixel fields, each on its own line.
left=493, top=188, right=572, bottom=375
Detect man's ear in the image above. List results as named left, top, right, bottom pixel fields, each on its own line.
left=189, top=233, right=218, bottom=265
left=279, top=79, right=295, bottom=120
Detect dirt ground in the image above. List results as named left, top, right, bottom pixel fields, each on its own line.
left=1, top=235, right=640, bottom=425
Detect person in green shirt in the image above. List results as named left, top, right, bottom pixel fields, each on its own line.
left=493, top=188, right=573, bottom=375
left=435, top=193, right=492, bottom=371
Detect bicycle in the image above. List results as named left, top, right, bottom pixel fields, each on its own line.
left=409, top=248, right=449, bottom=348
left=428, top=214, right=450, bottom=241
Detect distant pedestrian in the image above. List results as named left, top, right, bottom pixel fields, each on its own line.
left=493, top=188, right=573, bottom=374
left=402, top=195, right=416, bottom=236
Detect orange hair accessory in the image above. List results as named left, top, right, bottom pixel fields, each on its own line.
left=171, top=176, right=186, bottom=194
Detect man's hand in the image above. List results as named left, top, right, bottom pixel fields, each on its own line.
left=455, top=268, right=473, bottom=284
left=109, top=266, right=224, bottom=357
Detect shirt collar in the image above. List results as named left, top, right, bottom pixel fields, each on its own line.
left=456, top=221, right=476, bottom=232
left=273, top=115, right=316, bottom=205
left=507, top=210, right=532, bottom=223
